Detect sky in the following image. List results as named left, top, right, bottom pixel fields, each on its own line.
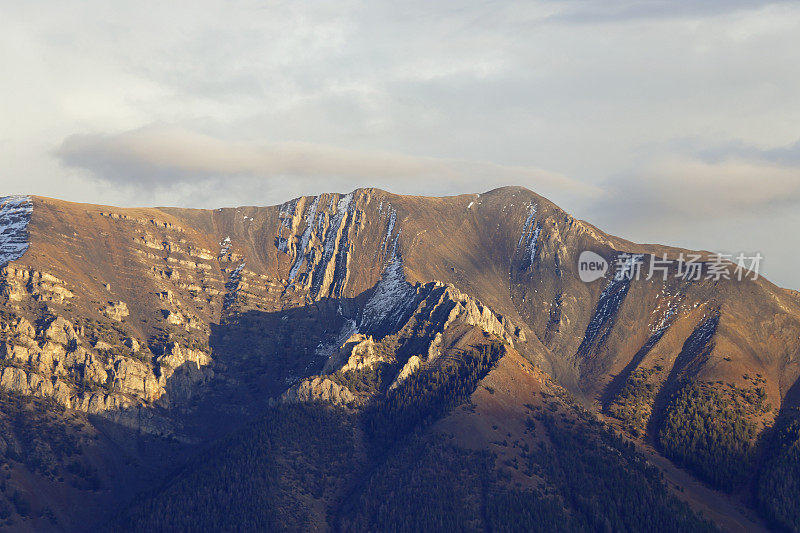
left=2, top=0, right=799, bottom=289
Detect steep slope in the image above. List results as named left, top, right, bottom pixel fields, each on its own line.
left=0, top=187, right=799, bottom=530
left=117, top=345, right=715, bottom=533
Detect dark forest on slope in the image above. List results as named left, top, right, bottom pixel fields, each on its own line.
left=115, top=346, right=714, bottom=533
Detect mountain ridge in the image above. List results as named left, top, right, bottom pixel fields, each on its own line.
left=5, top=186, right=800, bottom=428
left=0, top=186, right=799, bottom=530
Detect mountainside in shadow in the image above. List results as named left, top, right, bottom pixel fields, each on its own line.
left=0, top=187, right=798, bottom=531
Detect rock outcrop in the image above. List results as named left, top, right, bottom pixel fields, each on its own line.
left=1, top=266, right=74, bottom=303
left=0, top=278, right=213, bottom=434
left=389, top=355, right=421, bottom=390
left=278, top=377, right=360, bottom=407
left=101, top=301, right=129, bottom=322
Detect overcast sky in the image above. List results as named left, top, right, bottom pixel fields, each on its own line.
left=2, top=0, right=799, bottom=289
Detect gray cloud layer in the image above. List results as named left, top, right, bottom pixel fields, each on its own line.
left=57, top=125, right=800, bottom=225
left=549, top=0, right=795, bottom=22
left=56, top=125, right=588, bottom=200
left=596, top=150, right=800, bottom=226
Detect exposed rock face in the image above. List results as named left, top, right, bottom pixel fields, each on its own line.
left=390, top=355, right=421, bottom=390
left=44, top=316, right=79, bottom=345
left=0, top=196, right=33, bottom=267
left=339, top=335, right=384, bottom=373
left=276, top=193, right=365, bottom=299
left=279, top=377, right=359, bottom=407
left=156, top=342, right=212, bottom=387
left=101, top=301, right=129, bottom=322
left=1, top=266, right=74, bottom=303
left=2, top=189, right=537, bottom=433
left=288, top=269, right=526, bottom=406
left=0, top=270, right=212, bottom=434
left=93, top=339, right=113, bottom=351
left=110, top=357, right=162, bottom=401
left=163, top=309, right=183, bottom=325
left=125, top=337, right=141, bottom=352
left=359, top=278, right=525, bottom=362
left=440, top=285, right=522, bottom=346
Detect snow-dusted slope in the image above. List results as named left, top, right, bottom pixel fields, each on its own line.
left=0, top=195, right=33, bottom=267
left=359, top=257, right=417, bottom=335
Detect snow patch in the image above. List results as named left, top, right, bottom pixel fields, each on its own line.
left=390, top=229, right=401, bottom=258
left=360, top=257, right=416, bottom=335
left=288, top=196, right=320, bottom=281
left=276, top=199, right=298, bottom=253
left=315, top=316, right=359, bottom=365
left=0, top=196, right=33, bottom=267
left=229, top=261, right=245, bottom=280
left=578, top=253, right=644, bottom=354
left=528, top=226, right=541, bottom=265
left=379, top=205, right=397, bottom=259
left=223, top=261, right=246, bottom=308
left=649, top=286, right=681, bottom=334
left=307, top=192, right=357, bottom=298
left=517, top=204, right=538, bottom=248
left=693, top=315, right=717, bottom=345
left=594, top=253, right=644, bottom=305
left=322, top=193, right=353, bottom=259
left=649, top=305, right=677, bottom=334
left=219, top=236, right=232, bottom=257
left=516, top=203, right=541, bottom=267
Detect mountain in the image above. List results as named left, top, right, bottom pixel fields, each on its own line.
left=0, top=187, right=798, bottom=531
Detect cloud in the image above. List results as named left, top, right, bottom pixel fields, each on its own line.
left=56, top=125, right=800, bottom=225
left=583, top=145, right=800, bottom=290
left=592, top=153, right=800, bottom=228
left=548, top=0, right=793, bottom=23
left=55, top=125, right=596, bottom=202
left=697, top=139, right=800, bottom=166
